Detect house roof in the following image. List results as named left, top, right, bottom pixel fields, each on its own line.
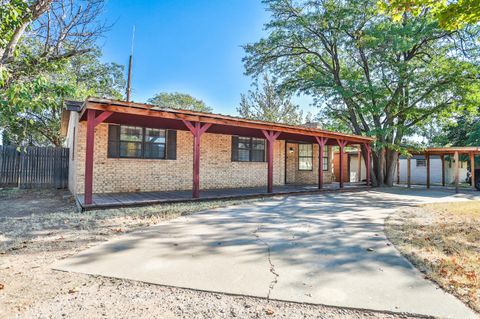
left=72, top=97, right=374, bottom=145
left=64, top=100, right=83, bottom=111
left=60, top=100, right=84, bottom=137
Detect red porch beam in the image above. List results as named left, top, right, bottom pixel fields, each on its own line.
left=315, top=137, right=328, bottom=189
left=93, top=111, right=113, bottom=127
left=83, top=101, right=374, bottom=145
left=262, top=130, right=281, bottom=193
left=84, top=110, right=114, bottom=205
left=365, top=143, right=372, bottom=187
left=182, top=120, right=212, bottom=198
left=337, top=139, right=348, bottom=188
left=358, top=146, right=362, bottom=182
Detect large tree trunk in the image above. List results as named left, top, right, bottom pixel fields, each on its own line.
left=367, top=147, right=398, bottom=187
left=384, top=149, right=398, bottom=186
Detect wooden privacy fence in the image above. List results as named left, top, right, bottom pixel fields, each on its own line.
left=0, top=145, right=69, bottom=189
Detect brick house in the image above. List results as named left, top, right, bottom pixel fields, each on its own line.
left=61, top=98, right=373, bottom=208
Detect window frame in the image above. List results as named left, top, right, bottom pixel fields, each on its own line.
left=143, top=127, right=167, bottom=159
left=232, top=136, right=266, bottom=162
left=119, top=126, right=144, bottom=159
left=322, top=146, right=329, bottom=171
left=416, top=159, right=426, bottom=167
left=109, top=125, right=168, bottom=160
left=298, top=143, right=313, bottom=171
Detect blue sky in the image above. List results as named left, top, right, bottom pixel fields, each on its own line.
left=98, top=0, right=315, bottom=116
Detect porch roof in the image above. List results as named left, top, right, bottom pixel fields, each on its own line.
left=76, top=97, right=374, bottom=145
left=410, top=147, right=480, bottom=155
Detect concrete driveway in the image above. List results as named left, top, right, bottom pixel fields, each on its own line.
left=56, top=189, right=480, bottom=318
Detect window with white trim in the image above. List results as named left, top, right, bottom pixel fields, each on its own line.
left=298, top=144, right=313, bottom=171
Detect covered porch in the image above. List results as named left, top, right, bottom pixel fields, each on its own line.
left=78, top=98, right=374, bottom=209
left=398, top=147, right=480, bottom=193
left=77, top=182, right=368, bottom=210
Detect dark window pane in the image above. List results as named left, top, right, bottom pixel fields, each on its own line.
left=233, top=136, right=266, bottom=162
left=251, top=150, right=265, bottom=162
left=416, top=159, right=426, bottom=167
left=144, top=143, right=165, bottom=159
left=238, top=149, right=250, bottom=161
left=120, top=141, right=142, bottom=157
left=166, top=130, right=177, bottom=160
left=145, top=128, right=166, bottom=143
left=238, top=137, right=251, bottom=149
left=251, top=138, right=265, bottom=150
left=120, top=126, right=143, bottom=142
left=108, top=141, right=119, bottom=158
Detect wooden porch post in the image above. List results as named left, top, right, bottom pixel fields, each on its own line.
left=441, top=154, right=445, bottom=186
left=396, top=154, right=400, bottom=184
left=315, top=137, right=328, bottom=189
left=262, top=130, right=281, bottom=193
left=337, top=139, right=348, bottom=188
left=358, top=146, right=362, bottom=182
left=426, top=153, right=430, bottom=189
left=84, top=110, right=95, bottom=205
left=407, top=156, right=411, bottom=188
left=182, top=120, right=212, bottom=198
left=470, top=152, right=475, bottom=190
left=365, top=143, right=371, bottom=186
left=84, top=109, right=113, bottom=205
left=454, top=151, right=459, bottom=193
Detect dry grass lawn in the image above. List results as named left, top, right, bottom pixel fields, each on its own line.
left=385, top=200, right=480, bottom=313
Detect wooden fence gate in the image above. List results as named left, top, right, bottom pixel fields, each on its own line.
left=0, top=145, right=69, bottom=189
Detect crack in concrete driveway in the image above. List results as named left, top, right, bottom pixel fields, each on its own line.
left=55, top=189, right=480, bottom=319
left=253, top=225, right=279, bottom=299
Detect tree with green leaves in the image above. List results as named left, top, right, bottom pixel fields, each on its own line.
left=1, top=0, right=107, bottom=85
left=1, top=48, right=125, bottom=146
left=430, top=109, right=480, bottom=147
left=243, top=0, right=480, bottom=186
left=238, top=74, right=304, bottom=125
left=147, top=92, right=213, bottom=112
left=378, top=0, right=480, bottom=30
left=0, top=0, right=111, bottom=146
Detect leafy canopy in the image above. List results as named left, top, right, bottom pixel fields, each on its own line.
left=243, top=0, right=480, bottom=185
left=1, top=48, right=125, bottom=146
left=378, top=0, right=480, bottom=30
left=431, top=109, right=480, bottom=147
left=0, top=0, right=112, bottom=146
left=147, top=92, right=213, bottom=113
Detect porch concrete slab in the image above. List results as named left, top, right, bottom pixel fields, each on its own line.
left=55, top=188, right=480, bottom=319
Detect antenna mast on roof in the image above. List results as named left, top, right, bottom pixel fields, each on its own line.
left=126, top=25, right=135, bottom=102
